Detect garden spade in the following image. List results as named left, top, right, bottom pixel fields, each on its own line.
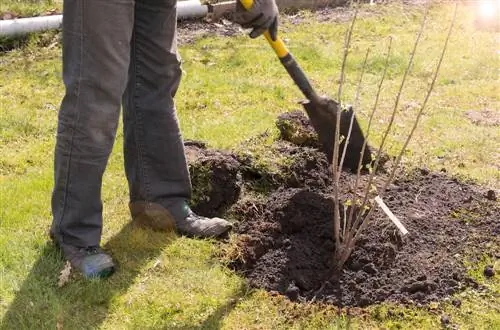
left=239, top=0, right=372, bottom=170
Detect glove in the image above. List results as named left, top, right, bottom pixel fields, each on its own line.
left=233, top=0, right=279, bottom=41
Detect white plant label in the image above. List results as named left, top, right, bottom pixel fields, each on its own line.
left=375, top=196, right=409, bottom=236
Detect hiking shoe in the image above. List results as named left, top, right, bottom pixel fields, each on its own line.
left=62, top=244, right=115, bottom=279
left=129, top=201, right=176, bottom=232
left=176, top=209, right=232, bottom=238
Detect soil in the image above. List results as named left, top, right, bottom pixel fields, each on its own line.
left=229, top=173, right=498, bottom=307
left=0, top=9, right=60, bottom=20
left=185, top=140, right=242, bottom=218
left=187, top=111, right=499, bottom=307
left=276, top=111, right=321, bottom=149
left=465, top=109, right=500, bottom=127
left=177, top=18, right=242, bottom=45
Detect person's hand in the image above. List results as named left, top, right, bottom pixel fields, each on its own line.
left=233, top=0, right=279, bottom=41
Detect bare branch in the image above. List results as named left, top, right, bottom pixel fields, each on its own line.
left=332, top=5, right=360, bottom=253
left=339, top=48, right=371, bottom=173
left=345, top=37, right=392, bottom=238
left=339, top=47, right=370, bottom=240
left=380, top=3, right=457, bottom=195
left=348, top=5, right=430, bottom=242
left=342, top=4, right=458, bottom=267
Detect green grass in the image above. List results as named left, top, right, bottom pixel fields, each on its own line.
left=1, top=2, right=499, bottom=329
left=0, top=0, right=62, bottom=17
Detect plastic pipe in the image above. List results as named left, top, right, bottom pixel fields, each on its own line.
left=0, top=0, right=209, bottom=37
left=0, top=15, right=62, bottom=37
left=178, top=0, right=209, bottom=19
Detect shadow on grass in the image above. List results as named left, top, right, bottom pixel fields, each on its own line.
left=166, top=284, right=248, bottom=330
left=1, top=222, right=245, bottom=329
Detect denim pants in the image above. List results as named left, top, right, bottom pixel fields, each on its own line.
left=51, top=0, right=191, bottom=247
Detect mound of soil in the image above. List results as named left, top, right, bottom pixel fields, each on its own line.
left=230, top=172, right=498, bottom=307
left=186, top=111, right=498, bottom=307
left=185, top=140, right=242, bottom=218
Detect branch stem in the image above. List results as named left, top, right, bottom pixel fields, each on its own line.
left=332, top=6, right=359, bottom=254
left=340, top=4, right=457, bottom=267
left=348, top=6, right=430, bottom=245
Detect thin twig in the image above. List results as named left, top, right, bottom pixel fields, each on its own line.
left=339, top=48, right=370, bottom=172
left=381, top=4, right=457, bottom=195
left=345, top=37, right=392, bottom=238
left=347, top=5, right=430, bottom=245
left=346, top=3, right=458, bottom=263
left=332, top=6, right=359, bottom=254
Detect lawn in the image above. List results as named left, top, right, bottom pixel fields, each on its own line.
left=0, top=1, right=499, bottom=329
left=0, top=0, right=62, bottom=18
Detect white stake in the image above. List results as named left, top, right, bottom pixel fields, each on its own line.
left=374, top=196, right=409, bottom=236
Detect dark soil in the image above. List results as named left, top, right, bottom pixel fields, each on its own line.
left=185, top=140, right=242, bottom=218
left=186, top=111, right=499, bottom=307
left=177, top=18, right=242, bottom=45
left=230, top=174, right=498, bottom=307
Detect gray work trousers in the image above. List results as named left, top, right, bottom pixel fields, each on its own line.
left=51, top=0, right=191, bottom=247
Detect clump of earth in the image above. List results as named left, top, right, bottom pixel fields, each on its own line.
left=465, top=109, right=500, bottom=127
left=185, top=111, right=499, bottom=307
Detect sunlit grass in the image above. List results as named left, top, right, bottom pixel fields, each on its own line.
left=1, top=2, right=499, bottom=329
left=0, top=0, right=62, bottom=17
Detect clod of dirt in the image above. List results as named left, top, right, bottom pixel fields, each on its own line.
left=276, top=111, right=319, bottom=148
left=285, top=283, right=300, bottom=302
left=486, top=190, right=497, bottom=201
left=452, top=299, right=462, bottom=308
left=275, top=110, right=380, bottom=173
left=483, top=265, right=495, bottom=278
left=236, top=135, right=333, bottom=193
left=185, top=141, right=242, bottom=217
left=420, top=167, right=430, bottom=175
left=441, top=315, right=450, bottom=325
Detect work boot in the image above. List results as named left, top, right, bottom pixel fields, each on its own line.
left=129, top=201, right=232, bottom=237
left=56, top=241, right=115, bottom=279
left=129, top=201, right=176, bottom=232
left=176, top=208, right=233, bottom=238
left=50, top=231, right=115, bottom=279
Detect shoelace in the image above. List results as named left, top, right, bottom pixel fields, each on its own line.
left=83, top=246, right=100, bottom=255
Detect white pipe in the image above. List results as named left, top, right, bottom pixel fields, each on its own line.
left=0, top=1, right=209, bottom=37
left=0, top=15, right=62, bottom=37
left=178, top=0, right=209, bottom=19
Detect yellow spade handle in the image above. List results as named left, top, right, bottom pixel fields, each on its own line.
left=240, top=0, right=320, bottom=103
left=239, top=0, right=289, bottom=59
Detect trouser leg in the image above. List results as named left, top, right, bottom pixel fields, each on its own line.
left=123, top=0, right=192, bottom=222
left=51, top=0, right=134, bottom=247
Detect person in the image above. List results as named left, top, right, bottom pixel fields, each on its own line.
left=50, top=0, right=279, bottom=279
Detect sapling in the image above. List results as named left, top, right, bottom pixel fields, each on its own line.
left=328, top=3, right=458, bottom=276
left=348, top=4, right=458, bottom=252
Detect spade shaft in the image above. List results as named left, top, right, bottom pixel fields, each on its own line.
left=240, top=0, right=371, bottom=169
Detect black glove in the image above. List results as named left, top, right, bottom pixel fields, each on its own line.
left=233, top=0, right=279, bottom=41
